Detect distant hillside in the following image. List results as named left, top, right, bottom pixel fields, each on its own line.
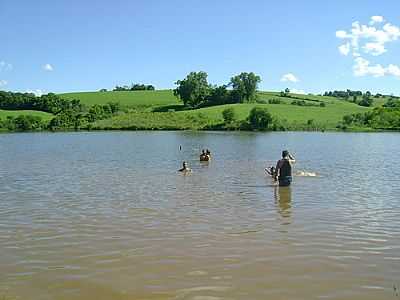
left=59, top=89, right=373, bottom=130
left=60, top=90, right=179, bottom=107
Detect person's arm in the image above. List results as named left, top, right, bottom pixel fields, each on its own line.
left=288, top=153, right=296, bottom=163
left=274, top=160, right=281, bottom=181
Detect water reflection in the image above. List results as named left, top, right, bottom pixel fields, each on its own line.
left=274, top=186, right=292, bottom=222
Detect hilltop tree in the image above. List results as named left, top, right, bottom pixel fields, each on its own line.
left=229, top=72, right=261, bottom=103
left=359, top=91, right=373, bottom=107
left=206, top=85, right=230, bottom=106
left=174, top=71, right=211, bottom=107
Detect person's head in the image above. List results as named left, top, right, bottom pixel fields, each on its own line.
left=282, top=150, right=289, bottom=158
left=182, top=161, right=187, bottom=168
left=202, top=149, right=205, bottom=154
left=206, top=149, right=210, bottom=154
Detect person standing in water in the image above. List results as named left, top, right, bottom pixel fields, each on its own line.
left=274, top=150, right=295, bottom=186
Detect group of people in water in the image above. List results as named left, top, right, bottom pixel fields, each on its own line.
left=200, top=149, right=211, bottom=161
left=179, top=148, right=299, bottom=187
left=178, top=149, right=211, bottom=172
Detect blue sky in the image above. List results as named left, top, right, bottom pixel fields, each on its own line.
left=1, top=0, right=400, bottom=95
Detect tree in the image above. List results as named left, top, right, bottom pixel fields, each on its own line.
left=206, top=85, right=230, bottom=106
left=229, top=72, right=261, bottom=103
left=248, top=107, right=272, bottom=130
left=383, top=97, right=400, bottom=108
left=359, top=93, right=373, bottom=107
left=174, top=71, right=211, bottom=108
left=222, top=107, right=237, bottom=123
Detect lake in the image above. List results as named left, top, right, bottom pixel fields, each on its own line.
left=0, top=131, right=399, bottom=300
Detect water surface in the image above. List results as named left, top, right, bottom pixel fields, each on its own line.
left=0, top=131, right=399, bottom=300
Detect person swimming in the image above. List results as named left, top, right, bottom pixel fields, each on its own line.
left=178, top=161, right=191, bottom=172
left=274, top=150, right=295, bottom=186
left=200, top=149, right=210, bottom=161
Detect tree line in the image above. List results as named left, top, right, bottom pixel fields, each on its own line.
left=0, top=91, right=122, bottom=131
left=0, top=91, right=83, bottom=113
left=339, top=98, right=400, bottom=130
left=322, top=89, right=388, bottom=107
left=112, top=83, right=155, bottom=92
left=173, top=71, right=261, bottom=108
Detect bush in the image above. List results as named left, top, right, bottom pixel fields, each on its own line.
left=268, top=98, right=282, bottom=104
left=222, top=107, right=237, bottom=123
left=248, top=107, right=272, bottom=130
left=1, top=115, right=45, bottom=131
left=359, top=97, right=373, bottom=107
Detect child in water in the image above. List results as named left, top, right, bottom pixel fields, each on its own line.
left=265, top=166, right=276, bottom=177
left=178, top=161, right=191, bottom=172
left=200, top=149, right=211, bottom=161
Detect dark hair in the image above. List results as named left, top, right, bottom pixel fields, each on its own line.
left=282, top=150, right=289, bottom=158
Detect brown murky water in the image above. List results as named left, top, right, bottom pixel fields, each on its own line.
left=0, top=131, right=399, bottom=300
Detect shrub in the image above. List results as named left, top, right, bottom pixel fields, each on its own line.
left=248, top=107, right=272, bottom=130
left=222, top=108, right=237, bottom=123
left=268, top=98, right=282, bottom=104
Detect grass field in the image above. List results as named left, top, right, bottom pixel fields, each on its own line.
left=0, top=109, right=54, bottom=120
left=0, top=90, right=390, bottom=131
left=57, top=89, right=376, bottom=130
left=83, top=90, right=372, bottom=130
left=60, top=90, right=180, bottom=107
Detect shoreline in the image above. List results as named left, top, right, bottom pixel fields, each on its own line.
left=1, top=127, right=398, bottom=134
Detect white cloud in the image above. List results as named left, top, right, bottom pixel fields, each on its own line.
left=336, top=17, right=400, bottom=58
left=338, top=43, right=350, bottom=55
left=290, top=89, right=306, bottom=95
left=0, top=79, right=8, bottom=87
left=363, top=42, right=386, bottom=55
left=353, top=57, right=400, bottom=78
left=0, top=61, right=13, bottom=71
left=387, top=64, right=400, bottom=77
left=280, top=73, right=299, bottom=83
left=336, top=30, right=349, bottom=39
left=370, top=16, right=384, bottom=25
left=26, top=89, right=45, bottom=96
left=337, top=16, right=400, bottom=79
left=43, top=63, right=53, bottom=71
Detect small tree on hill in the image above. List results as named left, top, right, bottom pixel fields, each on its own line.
left=222, top=107, right=237, bottom=124
left=248, top=107, right=272, bottom=130
left=359, top=93, right=373, bottom=107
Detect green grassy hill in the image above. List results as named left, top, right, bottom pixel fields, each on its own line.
left=0, top=109, right=54, bottom=120
left=60, top=90, right=179, bottom=107
left=59, top=89, right=373, bottom=130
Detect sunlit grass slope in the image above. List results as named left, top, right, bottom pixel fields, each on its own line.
left=0, top=109, right=54, bottom=120
left=61, top=89, right=374, bottom=130
left=60, top=90, right=179, bottom=107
